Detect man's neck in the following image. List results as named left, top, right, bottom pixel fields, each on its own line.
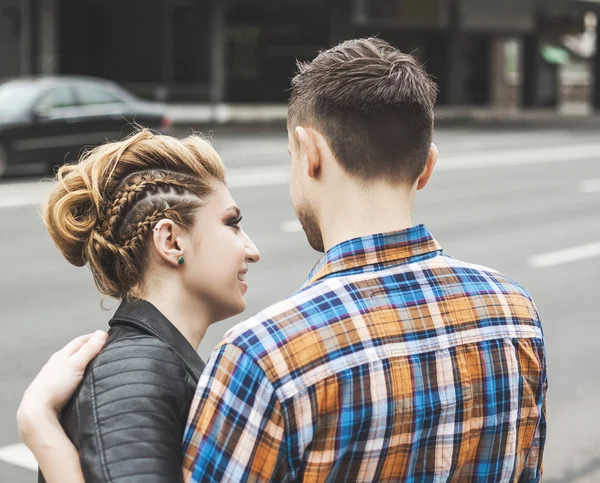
left=319, top=181, right=416, bottom=252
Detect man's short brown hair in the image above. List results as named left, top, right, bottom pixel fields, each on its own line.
left=288, top=37, right=438, bottom=184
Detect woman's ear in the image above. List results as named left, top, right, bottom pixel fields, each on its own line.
left=152, top=220, right=184, bottom=267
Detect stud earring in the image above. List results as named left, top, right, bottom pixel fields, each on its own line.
left=176, top=256, right=184, bottom=265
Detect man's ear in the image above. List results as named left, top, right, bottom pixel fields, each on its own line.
left=417, top=143, right=438, bottom=191
left=295, top=126, right=321, bottom=178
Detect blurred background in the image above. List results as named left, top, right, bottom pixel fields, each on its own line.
left=0, top=0, right=598, bottom=110
left=0, top=1, right=599, bottom=482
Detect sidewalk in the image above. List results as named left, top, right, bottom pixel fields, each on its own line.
left=166, top=102, right=600, bottom=129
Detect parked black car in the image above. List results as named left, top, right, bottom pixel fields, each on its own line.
left=0, top=76, right=172, bottom=177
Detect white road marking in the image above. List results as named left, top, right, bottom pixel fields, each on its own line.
left=529, top=242, right=600, bottom=268
left=435, top=142, right=600, bottom=171
left=581, top=179, right=600, bottom=194
left=0, top=181, right=54, bottom=209
left=0, top=443, right=38, bottom=471
left=281, top=220, right=302, bottom=233
left=0, top=196, right=44, bottom=209
left=1, top=142, right=598, bottom=209
left=227, top=166, right=289, bottom=188
left=0, top=167, right=291, bottom=209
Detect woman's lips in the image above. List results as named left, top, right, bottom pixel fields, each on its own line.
left=238, top=269, right=248, bottom=292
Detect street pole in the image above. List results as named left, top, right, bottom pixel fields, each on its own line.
left=594, top=14, right=600, bottom=110
left=447, top=0, right=465, bottom=105
left=20, top=0, right=33, bottom=76
left=38, top=0, right=57, bottom=75
left=210, top=0, right=226, bottom=105
left=521, top=33, right=540, bottom=108
left=209, top=0, right=227, bottom=123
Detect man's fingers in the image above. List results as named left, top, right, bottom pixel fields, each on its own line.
left=69, top=331, right=107, bottom=369
left=58, top=333, right=96, bottom=356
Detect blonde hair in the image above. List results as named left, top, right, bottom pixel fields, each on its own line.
left=44, top=129, right=226, bottom=299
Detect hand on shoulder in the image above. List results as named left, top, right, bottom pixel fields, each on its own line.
left=17, top=331, right=107, bottom=445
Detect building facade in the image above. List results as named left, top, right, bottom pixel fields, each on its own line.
left=0, top=0, right=596, bottom=108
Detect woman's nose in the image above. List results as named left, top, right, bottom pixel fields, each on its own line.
left=244, top=233, right=261, bottom=263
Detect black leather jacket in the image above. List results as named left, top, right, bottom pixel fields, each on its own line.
left=39, top=299, right=205, bottom=483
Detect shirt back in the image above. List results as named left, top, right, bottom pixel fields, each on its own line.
left=183, top=225, right=546, bottom=483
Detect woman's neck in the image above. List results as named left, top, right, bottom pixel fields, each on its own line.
left=143, top=285, right=211, bottom=350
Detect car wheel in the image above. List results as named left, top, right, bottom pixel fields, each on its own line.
left=0, top=143, right=7, bottom=179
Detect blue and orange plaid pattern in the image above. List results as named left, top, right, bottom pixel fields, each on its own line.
left=182, top=224, right=546, bottom=482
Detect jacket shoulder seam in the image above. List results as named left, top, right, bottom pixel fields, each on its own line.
left=97, top=337, right=175, bottom=364
left=179, top=370, right=193, bottom=421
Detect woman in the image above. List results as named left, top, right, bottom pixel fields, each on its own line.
left=17, top=129, right=260, bottom=482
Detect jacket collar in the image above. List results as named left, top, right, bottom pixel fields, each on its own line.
left=109, top=298, right=205, bottom=382
left=305, top=224, right=443, bottom=287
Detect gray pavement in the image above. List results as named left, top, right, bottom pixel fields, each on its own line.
left=0, top=125, right=599, bottom=482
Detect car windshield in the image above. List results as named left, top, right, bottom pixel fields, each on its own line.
left=75, top=83, right=128, bottom=105
left=0, top=81, right=40, bottom=118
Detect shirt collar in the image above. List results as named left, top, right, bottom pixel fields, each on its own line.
left=109, top=298, right=205, bottom=382
left=305, top=224, right=442, bottom=287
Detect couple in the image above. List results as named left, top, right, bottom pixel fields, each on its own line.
left=18, top=38, right=547, bottom=483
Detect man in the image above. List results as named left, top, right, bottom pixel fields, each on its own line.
left=181, top=38, right=546, bottom=482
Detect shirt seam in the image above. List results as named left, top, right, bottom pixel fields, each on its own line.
left=273, top=327, right=543, bottom=402
left=309, top=248, right=445, bottom=285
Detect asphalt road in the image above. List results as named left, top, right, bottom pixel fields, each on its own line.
left=0, top=125, right=598, bottom=482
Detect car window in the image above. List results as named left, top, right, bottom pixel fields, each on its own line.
left=0, top=81, right=40, bottom=117
left=35, top=86, right=77, bottom=114
left=75, top=84, right=125, bottom=106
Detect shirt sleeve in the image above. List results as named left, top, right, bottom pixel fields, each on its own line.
left=182, top=343, right=287, bottom=483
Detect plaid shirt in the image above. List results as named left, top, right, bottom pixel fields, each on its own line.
left=182, top=224, right=546, bottom=482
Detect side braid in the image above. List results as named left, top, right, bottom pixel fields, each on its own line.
left=98, top=173, right=199, bottom=241
left=120, top=206, right=187, bottom=249
left=91, top=170, right=205, bottom=298
left=86, top=230, right=130, bottom=296
left=89, top=230, right=128, bottom=258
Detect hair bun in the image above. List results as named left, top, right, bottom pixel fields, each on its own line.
left=44, top=163, right=100, bottom=267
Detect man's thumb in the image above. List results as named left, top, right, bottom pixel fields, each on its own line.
left=71, top=330, right=107, bottom=369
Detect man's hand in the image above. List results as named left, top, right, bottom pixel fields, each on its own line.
left=17, top=331, right=108, bottom=444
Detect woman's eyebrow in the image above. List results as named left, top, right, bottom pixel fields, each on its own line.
left=223, top=206, right=241, bottom=217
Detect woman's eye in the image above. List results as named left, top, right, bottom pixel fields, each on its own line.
left=228, top=217, right=242, bottom=231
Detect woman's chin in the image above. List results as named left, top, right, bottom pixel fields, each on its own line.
left=230, top=293, right=247, bottom=317
left=237, top=297, right=248, bottom=314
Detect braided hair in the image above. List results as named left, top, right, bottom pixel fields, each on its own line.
left=44, top=129, right=226, bottom=300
